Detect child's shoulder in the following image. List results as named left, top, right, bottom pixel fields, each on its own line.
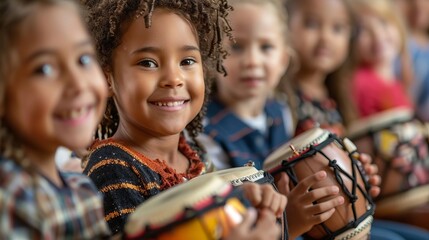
left=85, top=138, right=147, bottom=168
left=0, top=157, right=33, bottom=193
left=83, top=138, right=163, bottom=181
left=60, top=171, right=101, bottom=194
left=0, top=157, right=44, bottom=228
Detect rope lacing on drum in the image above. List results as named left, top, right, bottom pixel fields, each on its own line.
left=272, top=134, right=375, bottom=240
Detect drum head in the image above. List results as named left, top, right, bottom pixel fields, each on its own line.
left=203, top=166, right=264, bottom=186
left=263, top=128, right=330, bottom=171
left=347, top=107, right=414, bottom=140
left=125, top=175, right=231, bottom=236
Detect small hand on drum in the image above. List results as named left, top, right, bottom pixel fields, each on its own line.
left=358, top=153, right=381, bottom=198
left=275, top=171, right=345, bottom=239
left=225, top=208, right=281, bottom=240
left=241, top=182, right=287, bottom=218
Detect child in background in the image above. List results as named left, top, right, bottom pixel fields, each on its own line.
left=351, top=0, right=429, bottom=232
left=81, top=0, right=285, bottom=237
left=351, top=0, right=414, bottom=118
left=0, top=0, right=110, bottom=238
left=394, top=0, right=429, bottom=121
left=285, top=0, right=429, bottom=238
left=200, top=1, right=350, bottom=239
left=202, top=0, right=293, bottom=171
left=284, top=0, right=355, bottom=136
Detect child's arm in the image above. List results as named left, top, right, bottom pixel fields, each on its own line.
left=224, top=208, right=281, bottom=240
left=240, top=182, right=287, bottom=218
left=275, top=171, right=344, bottom=240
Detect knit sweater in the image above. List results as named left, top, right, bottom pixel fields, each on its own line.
left=83, top=136, right=205, bottom=234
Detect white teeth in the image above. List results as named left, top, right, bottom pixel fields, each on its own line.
left=60, top=107, right=88, bottom=120
left=154, top=101, right=185, bottom=107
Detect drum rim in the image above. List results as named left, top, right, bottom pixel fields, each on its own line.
left=263, top=128, right=329, bottom=171
left=203, top=166, right=265, bottom=186
left=375, top=184, right=429, bottom=217
left=347, top=107, right=414, bottom=139
left=333, top=215, right=373, bottom=240
left=124, top=175, right=231, bottom=236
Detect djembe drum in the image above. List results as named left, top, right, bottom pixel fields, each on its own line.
left=124, top=175, right=248, bottom=240
left=347, top=107, right=429, bottom=218
left=199, top=166, right=288, bottom=240
left=264, top=128, right=374, bottom=240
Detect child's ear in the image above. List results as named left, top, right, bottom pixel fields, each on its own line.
left=104, top=71, right=115, bottom=97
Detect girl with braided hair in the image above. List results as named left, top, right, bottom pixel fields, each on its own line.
left=81, top=0, right=286, bottom=237
left=0, top=0, right=110, bottom=238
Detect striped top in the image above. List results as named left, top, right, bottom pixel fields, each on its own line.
left=83, top=136, right=205, bottom=234
left=0, top=157, right=111, bottom=239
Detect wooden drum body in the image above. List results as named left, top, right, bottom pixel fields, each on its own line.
left=264, top=128, right=374, bottom=240
left=124, top=175, right=248, bottom=240
left=199, top=166, right=288, bottom=240
left=348, top=108, right=429, bottom=217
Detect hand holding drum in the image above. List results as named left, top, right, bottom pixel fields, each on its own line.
left=264, top=128, right=375, bottom=240
left=347, top=107, right=429, bottom=217
left=199, top=166, right=288, bottom=240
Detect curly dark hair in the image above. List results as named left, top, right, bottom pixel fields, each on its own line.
left=81, top=0, right=233, bottom=154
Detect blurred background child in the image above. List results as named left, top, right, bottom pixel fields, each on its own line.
left=200, top=1, right=352, bottom=239
left=351, top=0, right=414, bottom=118
left=201, top=0, right=293, bottom=170
left=284, top=0, right=429, bottom=238
left=0, top=0, right=110, bottom=238
left=394, top=0, right=429, bottom=121
left=349, top=0, right=429, bottom=232
left=283, top=0, right=355, bottom=136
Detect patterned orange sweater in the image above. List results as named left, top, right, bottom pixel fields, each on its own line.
left=83, top=136, right=205, bottom=234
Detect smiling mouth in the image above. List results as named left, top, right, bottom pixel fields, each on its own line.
left=152, top=100, right=187, bottom=107
left=56, top=106, right=92, bottom=121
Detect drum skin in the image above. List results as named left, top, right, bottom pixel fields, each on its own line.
left=124, top=175, right=248, bottom=240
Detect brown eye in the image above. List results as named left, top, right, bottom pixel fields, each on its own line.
left=138, top=59, right=158, bottom=68
left=180, top=58, right=196, bottom=66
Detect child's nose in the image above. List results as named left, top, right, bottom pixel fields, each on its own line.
left=64, top=66, right=87, bottom=95
left=320, top=26, right=333, bottom=43
left=159, top=65, right=184, bottom=88
left=243, top=46, right=262, bottom=67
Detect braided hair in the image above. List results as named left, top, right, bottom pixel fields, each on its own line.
left=81, top=0, right=233, bottom=157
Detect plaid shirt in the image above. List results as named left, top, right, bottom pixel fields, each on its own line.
left=0, top=157, right=111, bottom=239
